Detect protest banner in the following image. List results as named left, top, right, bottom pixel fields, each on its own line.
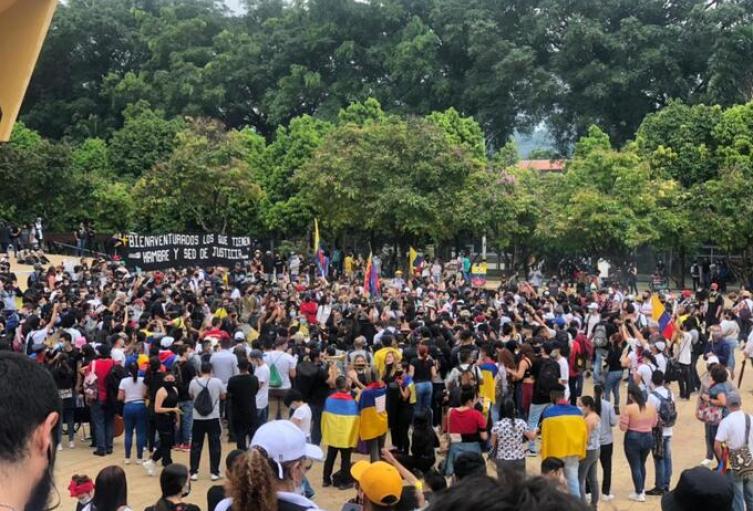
left=125, top=233, right=253, bottom=270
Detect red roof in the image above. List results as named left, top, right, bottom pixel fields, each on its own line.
left=517, top=159, right=566, bottom=172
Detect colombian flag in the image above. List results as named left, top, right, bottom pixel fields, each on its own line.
left=358, top=383, right=388, bottom=440
left=321, top=392, right=360, bottom=448
left=478, top=361, right=498, bottom=404
left=651, top=294, right=675, bottom=340
left=363, top=252, right=381, bottom=297
left=401, top=375, right=417, bottom=405
left=408, top=247, right=417, bottom=276
left=313, top=218, right=327, bottom=277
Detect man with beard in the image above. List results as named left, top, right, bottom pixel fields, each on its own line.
left=0, top=352, right=61, bottom=511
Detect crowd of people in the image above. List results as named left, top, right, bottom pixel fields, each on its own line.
left=2, top=250, right=753, bottom=511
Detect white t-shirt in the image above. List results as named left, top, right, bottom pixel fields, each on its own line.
left=255, top=363, right=270, bottom=409
left=292, top=403, right=313, bottom=439
left=557, top=356, right=570, bottom=401
left=111, top=347, right=126, bottom=366
left=655, top=353, right=668, bottom=375
left=637, top=363, right=654, bottom=391
left=264, top=350, right=297, bottom=389
left=118, top=376, right=147, bottom=403
left=647, top=386, right=674, bottom=437
left=716, top=410, right=753, bottom=451
left=677, top=332, right=692, bottom=365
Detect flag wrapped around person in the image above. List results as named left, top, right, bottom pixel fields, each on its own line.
left=358, top=382, right=388, bottom=440
left=478, top=360, right=498, bottom=404
left=313, top=218, right=328, bottom=277
left=363, top=252, right=381, bottom=297
left=651, top=294, right=675, bottom=339
left=321, top=391, right=360, bottom=448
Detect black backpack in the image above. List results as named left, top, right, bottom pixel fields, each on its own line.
left=652, top=390, right=678, bottom=427
left=105, top=364, right=128, bottom=407
left=554, top=330, right=570, bottom=355
left=194, top=378, right=215, bottom=416
left=535, top=358, right=560, bottom=397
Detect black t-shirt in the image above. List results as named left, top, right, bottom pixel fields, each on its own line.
left=531, top=357, right=561, bottom=405
left=177, top=361, right=197, bottom=401
left=294, top=361, right=330, bottom=406
left=411, top=357, right=434, bottom=382
left=227, top=373, right=259, bottom=421
left=606, top=343, right=623, bottom=371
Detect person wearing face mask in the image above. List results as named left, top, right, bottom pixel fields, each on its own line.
left=145, top=464, right=200, bottom=511
left=143, top=372, right=180, bottom=476
left=0, top=352, right=62, bottom=511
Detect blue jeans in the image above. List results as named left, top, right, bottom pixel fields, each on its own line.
left=729, top=471, right=753, bottom=511
left=177, top=400, right=194, bottom=445
left=593, top=349, right=607, bottom=383
left=444, top=441, right=482, bottom=476
left=76, top=238, right=85, bottom=256
left=624, top=431, right=653, bottom=493
left=653, top=436, right=672, bottom=491
left=563, top=455, right=581, bottom=497
left=527, top=403, right=549, bottom=452
left=725, top=338, right=738, bottom=373
left=257, top=406, right=268, bottom=426
left=90, top=400, right=114, bottom=453
left=604, top=370, right=622, bottom=406
left=123, top=402, right=147, bottom=459
left=414, top=382, right=433, bottom=418
left=310, top=403, right=323, bottom=446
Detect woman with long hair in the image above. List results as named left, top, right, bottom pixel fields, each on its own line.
left=143, top=372, right=180, bottom=476
left=409, top=343, right=437, bottom=419
left=145, top=464, right=200, bottom=511
left=83, top=466, right=130, bottom=511
left=490, top=398, right=535, bottom=480
left=578, top=396, right=601, bottom=509
left=507, top=343, right=535, bottom=418
left=144, top=356, right=164, bottom=454
left=619, top=383, right=658, bottom=502
left=213, top=448, right=277, bottom=511
left=603, top=333, right=625, bottom=412
left=118, top=361, right=147, bottom=464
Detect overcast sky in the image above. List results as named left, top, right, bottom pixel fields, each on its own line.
left=224, top=0, right=244, bottom=13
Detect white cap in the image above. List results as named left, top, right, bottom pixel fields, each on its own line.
left=234, top=331, right=246, bottom=341
left=655, top=341, right=666, bottom=352
left=588, top=303, right=599, bottom=310
left=251, top=421, right=323, bottom=477
left=160, top=336, right=175, bottom=348
left=706, top=355, right=720, bottom=366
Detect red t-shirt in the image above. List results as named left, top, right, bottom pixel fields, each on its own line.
left=448, top=407, right=486, bottom=442
left=203, top=328, right=230, bottom=341
left=91, top=358, right=115, bottom=402
left=300, top=301, right=318, bottom=325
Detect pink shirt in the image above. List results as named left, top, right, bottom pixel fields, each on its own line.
left=619, top=402, right=658, bottom=433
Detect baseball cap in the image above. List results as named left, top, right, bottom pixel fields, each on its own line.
left=350, top=461, right=402, bottom=506
left=661, top=466, right=733, bottom=511
left=588, top=302, right=599, bottom=310
left=233, top=331, right=245, bottom=341
left=706, top=355, right=720, bottom=366
left=160, top=336, right=175, bottom=348
left=249, top=349, right=263, bottom=359
left=251, top=421, right=323, bottom=478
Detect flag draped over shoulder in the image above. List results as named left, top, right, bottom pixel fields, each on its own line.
left=651, top=294, right=675, bottom=339
left=358, top=383, right=388, bottom=440
left=321, top=392, right=360, bottom=448
left=364, top=252, right=380, bottom=297
left=478, top=361, right=498, bottom=404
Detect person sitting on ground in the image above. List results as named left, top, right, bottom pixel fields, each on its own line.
left=145, top=463, right=201, bottom=511
left=540, top=457, right=568, bottom=493
left=452, top=451, right=487, bottom=483
left=206, top=449, right=244, bottom=511
left=83, top=465, right=132, bottom=511
left=69, top=474, right=95, bottom=511
left=661, top=466, right=734, bottom=511
left=350, top=460, right=404, bottom=511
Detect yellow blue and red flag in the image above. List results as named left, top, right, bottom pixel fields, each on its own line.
left=478, top=360, right=498, bottom=404
left=313, top=218, right=328, bottom=277
left=358, top=383, right=388, bottom=440
left=321, top=391, right=360, bottom=448
left=651, top=294, right=675, bottom=339
left=363, top=252, right=381, bottom=297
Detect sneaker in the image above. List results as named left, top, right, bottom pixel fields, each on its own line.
left=646, top=488, right=666, bottom=496
left=602, top=494, right=614, bottom=502
left=190, top=473, right=198, bottom=481
left=93, top=450, right=106, bottom=457
left=57, top=444, right=63, bottom=452
left=124, top=459, right=131, bottom=465
left=700, top=458, right=715, bottom=468
left=338, top=481, right=354, bottom=491
left=136, top=459, right=144, bottom=465
left=143, top=459, right=156, bottom=477
left=628, top=492, right=646, bottom=502
left=68, top=441, right=75, bottom=449
left=322, top=480, right=332, bottom=488
left=211, top=473, right=221, bottom=481
left=526, top=449, right=538, bottom=457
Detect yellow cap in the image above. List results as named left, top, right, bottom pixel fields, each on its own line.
left=350, top=461, right=403, bottom=506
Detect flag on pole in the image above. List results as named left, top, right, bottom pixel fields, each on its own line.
left=651, top=294, right=675, bottom=339
left=364, top=252, right=380, bottom=297
left=313, top=218, right=327, bottom=277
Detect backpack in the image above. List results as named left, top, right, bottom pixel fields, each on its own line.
left=193, top=378, right=215, bottom=416
left=592, top=324, right=608, bottom=349
left=268, top=353, right=283, bottom=389
left=575, top=344, right=589, bottom=371
left=535, top=358, right=560, bottom=397
left=83, top=361, right=98, bottom=404
left=652, top=390, right=678, bottom=428
left=106, top=364, right=127, bottom=406
left=554, top=329, right=570, bottom=354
